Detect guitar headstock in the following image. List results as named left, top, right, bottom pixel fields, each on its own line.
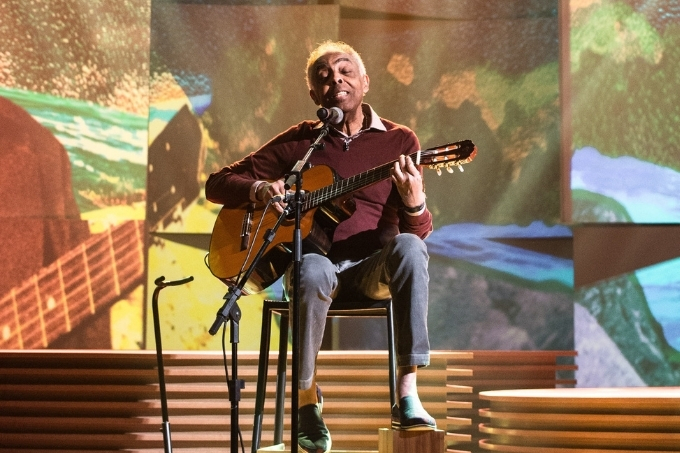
left=416, top=139, right=477, bottom=175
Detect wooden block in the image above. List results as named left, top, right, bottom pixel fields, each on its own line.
left=378, top=428, right=445, bottom=453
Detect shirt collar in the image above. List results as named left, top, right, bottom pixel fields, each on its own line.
left=363, top=104, right=387, bottom=132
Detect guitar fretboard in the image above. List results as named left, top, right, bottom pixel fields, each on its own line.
left=300, top=139, right=475, bottom=211
left=302, top=152, right=421, bottom=211
left=0, top=220, right=144, bottom=349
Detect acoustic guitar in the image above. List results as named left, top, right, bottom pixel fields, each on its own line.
left=208, top=139, right=476, bottom=294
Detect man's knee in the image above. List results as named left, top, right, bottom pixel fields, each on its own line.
left=291, top=254, right=339, bottom=303
left=299, top=253, right=335, bottom=283
left=390, top=233, right=428, bottom=263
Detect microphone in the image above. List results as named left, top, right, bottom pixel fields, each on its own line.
left=317, top=107, right=343, bottom=125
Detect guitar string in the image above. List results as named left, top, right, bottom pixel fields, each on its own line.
left=303, top=142, right=470, bottom=209
left=236, top=200, right=275, bottom=280
left=303, top=153, right=421, bottom=209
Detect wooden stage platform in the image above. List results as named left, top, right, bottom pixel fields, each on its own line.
left=0, top=349, right=580, bottom=452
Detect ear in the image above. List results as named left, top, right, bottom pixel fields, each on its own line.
left=309, top=89, right=321, bottom=106
left=362, top=74, right=370, bottom=94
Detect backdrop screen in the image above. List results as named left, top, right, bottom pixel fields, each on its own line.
left=570, top=0, right=680, bottom=223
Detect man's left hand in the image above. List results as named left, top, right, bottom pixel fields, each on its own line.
left=392, top=154, right=425, bottom=209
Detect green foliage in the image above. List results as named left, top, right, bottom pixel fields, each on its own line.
left=476, top=62, right=559, bottom=128
left=420, top=57, right=561, bottom=226
left=571, top=2, right=680, bottom=172
left=571, top=189, right=632, bottom=222
left=71, top=150, right=146, bottom=212
left=571, top=2, right=662, bottom=72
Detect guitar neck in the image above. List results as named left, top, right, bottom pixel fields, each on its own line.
left=302, top=152, right=420, bottom=211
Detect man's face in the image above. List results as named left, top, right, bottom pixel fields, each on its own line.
left=309, top=52, right=369, bottom=113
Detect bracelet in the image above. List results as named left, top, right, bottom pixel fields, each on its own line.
left=403, top=202, right=426, bottom=214
left=254, top=181, right=268, bottom=202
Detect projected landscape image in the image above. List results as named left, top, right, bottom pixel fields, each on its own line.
left=145, top=2, right=570, bottom=352
left=571, top=0, right=680, bottom=223
left=569, top=0, right=680, bottom=387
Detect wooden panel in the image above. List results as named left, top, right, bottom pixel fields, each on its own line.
left=479, top=387, right=680, bottom=452
left=446, top=351, right=577, bottom=453
left=479, top=424, right=680, bottom=450
left=478, top=439, right=674, bottom=452
left=0, top=350, right=462, bottom=452
left=481, top=387, right=680, bottom=414
left=479, top=409, right=680, bottom=431
left=0, top=349, right=576, bottom=452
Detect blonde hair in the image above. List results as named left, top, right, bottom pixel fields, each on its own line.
left=305, top=40, right=367, bottom=90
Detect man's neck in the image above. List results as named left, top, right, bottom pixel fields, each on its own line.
left=337, top=105, right=366, bottom=136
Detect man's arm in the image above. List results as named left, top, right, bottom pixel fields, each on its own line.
left=205, top=123, right=307, bottom=208
left=205, top=163, right=262, bottom=208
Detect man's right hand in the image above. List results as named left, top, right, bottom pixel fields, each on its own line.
left=257, top=179, right=289, bottom=212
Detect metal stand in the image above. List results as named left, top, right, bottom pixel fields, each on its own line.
left=210, top=108, right=338, bottom=453
left=283, top=110, right=336, bottom=452
left=208, top=201, right=295, bottom=452
left=287, top=169, right=303, bottom=453
left=225, top=299, right=245, bottom=453
left=152, top=275, right=194, bottom=453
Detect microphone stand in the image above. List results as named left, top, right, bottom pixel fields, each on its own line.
left=208, top=108, right=334, bottom=453
left=208, top=112, right=333, bottom=453
left=285, top=119, right=331, bottom=453
left=208, top=205, right=292, bottom=453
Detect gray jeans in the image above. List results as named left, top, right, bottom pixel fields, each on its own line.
left=285, top=233, right=431, bottom=390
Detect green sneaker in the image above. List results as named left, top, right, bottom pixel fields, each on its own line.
left=391, top=395, right=436, bottom=431
left=298, top=403, right=331, bottom=453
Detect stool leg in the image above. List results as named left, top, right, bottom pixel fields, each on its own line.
left=386, top=302, right=397, bottom=409
left=252, top=302, right=274, bottom=453
left=274, top=313, right=289, bottom=445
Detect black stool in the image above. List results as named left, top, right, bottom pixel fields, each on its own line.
left=251, top=298, right=397, bottom=452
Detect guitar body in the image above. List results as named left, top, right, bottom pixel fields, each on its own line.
left=208, top=164, right=353, bottom=294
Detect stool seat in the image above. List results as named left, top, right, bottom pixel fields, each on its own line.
left=251, top=298, right=397, bottom=453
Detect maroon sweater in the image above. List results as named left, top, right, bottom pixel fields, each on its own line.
left=205, top=110, right=433, bottom=263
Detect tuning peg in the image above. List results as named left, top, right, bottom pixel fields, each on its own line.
left=457, top=164, right=464, bottom=172
left=446, top=165, right=454, bottom=174
left=436, top=167, right=442, bottom=176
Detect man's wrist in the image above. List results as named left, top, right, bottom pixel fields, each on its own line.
left=250, top=181, right=268, bottom=202
left=403, top=201, right=426, bottom=216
